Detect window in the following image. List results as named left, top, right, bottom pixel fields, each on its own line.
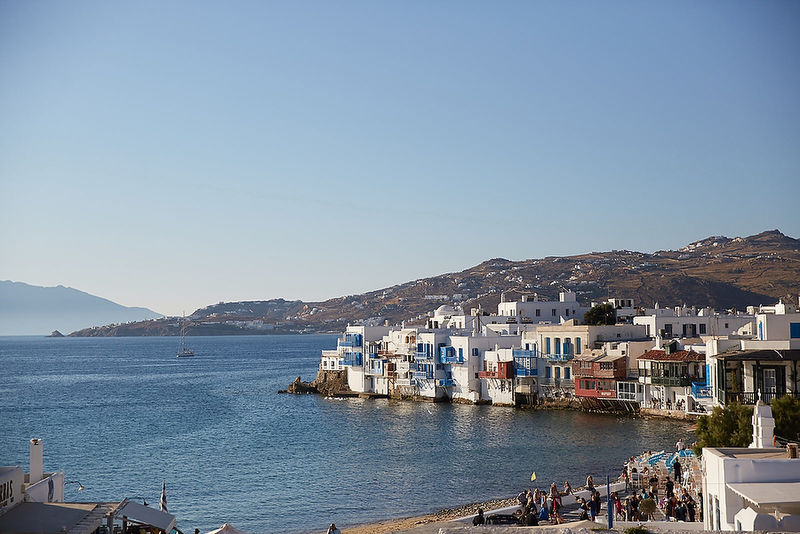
left=699, top=324, right=707, bottom=335
left=555, top=367, right=561, bottom=379
left=536, top=309, right=541, bottom=317
left=552, top=309, right=557, bottom=316
left=576, top=337, right=581, bottom=354
left=791, top=323, right=800, bottom=339
left=565, top=367, right=571, bottom=379
left=458, top=347, right=463, bottom=359
left=554, top=338, right=561, bottom=354
left=546, top=366, right=552, bottom=378
left=545, top=338, right=551, bottom=354
left=565, top=309, right=569, bottom=316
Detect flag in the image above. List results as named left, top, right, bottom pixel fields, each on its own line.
left=160, top=480, right=167, bottom=513
left=530, top=471, right=536, bottom=481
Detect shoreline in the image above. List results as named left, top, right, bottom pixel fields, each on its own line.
left=338, top=496, right=519, bottom=534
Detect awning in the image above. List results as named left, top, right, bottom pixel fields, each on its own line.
left=727, top=482, right=800, bottom=513
left=117, top=500, right=177, bottom=532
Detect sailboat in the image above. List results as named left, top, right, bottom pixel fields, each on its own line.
left=177, top=314, right=195, bottom=358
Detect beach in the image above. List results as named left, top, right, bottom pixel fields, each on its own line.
left=341, top=497, right=519, bottom=534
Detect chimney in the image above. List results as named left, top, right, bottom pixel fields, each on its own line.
left=30, top=438, right=43, bottom=483
left=788, top=443, right=798, bottom=459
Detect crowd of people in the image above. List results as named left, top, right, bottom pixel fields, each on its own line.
left=471, top=442, right=703, bottom=528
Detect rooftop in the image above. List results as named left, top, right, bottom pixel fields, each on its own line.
left=638, top=349, right=704, bottom=362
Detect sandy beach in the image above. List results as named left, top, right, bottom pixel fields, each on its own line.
left=340, top=497, right=519, bottom=534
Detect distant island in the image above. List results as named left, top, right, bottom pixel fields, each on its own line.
left=0, top=281, right=162, bottom=336
left=66, top=229, right=800, bottom=337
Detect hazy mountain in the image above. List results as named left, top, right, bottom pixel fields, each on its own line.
left=0, top=281, right=162, bottom=335
left=69, top=229, right=800, bottom=337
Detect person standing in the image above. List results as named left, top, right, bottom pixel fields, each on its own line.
left=665, top=476, right=675, bottom=499
left=673, top=460, right=682, bottom=487
left=472, top=508, right=485, bottom=526
left=326, top=523, right=341, bottom=534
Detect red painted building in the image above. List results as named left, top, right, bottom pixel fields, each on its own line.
left=572, top=354, right=628, bottom=399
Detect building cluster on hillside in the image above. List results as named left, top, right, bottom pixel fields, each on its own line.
left=320, top=291, right=800, bottom=413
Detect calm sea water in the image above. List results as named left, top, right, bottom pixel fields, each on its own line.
left=0, top=335, right=692, bottom=533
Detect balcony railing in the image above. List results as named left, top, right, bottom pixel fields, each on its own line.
left=543, top=353, right=574, bottom=362
left=651, top=376, right=691, bottom=387
left=539, top=378, right=574, bottom=387
left=412, top=371, right=433, bottom=380
left=514, top=367, right=538, bottom=377
left=415, top=351, right=433, bottom=360
left=339, top=353, right=363, bottom=366
left=720, top=390, right=798, bottom=405
left=437, top=378, right=455, bottom=387
left=692, top=381, right=712, bottom=399
left=440, top=355, right=464, bottom=364
left=478, top=370, right=498, bottom=379
left=513, top=349, right=536, bottom=358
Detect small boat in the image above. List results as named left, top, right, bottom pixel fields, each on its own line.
left=177, top=314, right=195, bottom=358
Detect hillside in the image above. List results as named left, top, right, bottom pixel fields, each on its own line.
left=0, top=281, right=163, bottom=335
left=69, top=230, right=800, bottom=336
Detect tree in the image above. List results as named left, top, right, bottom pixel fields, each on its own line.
left=584, top=303, right=616, bottom=325
left=693, top=403, right=753, bottom=455
left=771, top=395, right=800, bottom=442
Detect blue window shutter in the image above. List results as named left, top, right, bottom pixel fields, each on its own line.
left=576, top=338, right=581, bottom=354
left=791, top=323, right=800, bottom=339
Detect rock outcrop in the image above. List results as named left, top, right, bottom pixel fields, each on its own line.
left=311, top=370, right=350, bottom=396
left=281, top=370, right=352, bottom=396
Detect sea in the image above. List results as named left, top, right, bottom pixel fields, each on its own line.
left=0, top=335, right=693, bottom=533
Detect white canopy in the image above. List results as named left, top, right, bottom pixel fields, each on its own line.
left=727, top=482, right=800, bottom=513
left=117, top=500, right=177, bottom=532
left=206, top=523, right=249, bottom=534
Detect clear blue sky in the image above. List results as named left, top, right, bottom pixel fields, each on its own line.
left=1, top=1, right=799, bottom=316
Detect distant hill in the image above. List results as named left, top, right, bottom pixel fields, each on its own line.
left=0, top=281, right=163, bottom=335
left=69, top=229, right=800, bottom=337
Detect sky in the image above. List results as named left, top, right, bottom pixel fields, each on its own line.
left=1, top=1, right=799, bottom=316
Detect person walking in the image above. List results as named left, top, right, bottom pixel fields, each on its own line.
left=673, top=460, right=682, bottom=486
left=665, top=476, right=675, bottom=499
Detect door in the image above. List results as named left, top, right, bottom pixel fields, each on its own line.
left=763, top=369, right=777, bottom=395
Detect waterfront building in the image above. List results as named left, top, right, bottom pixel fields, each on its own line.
left=572, top=353, right=631, bottom=410
left=706, top=301, right=800, bottom=406
left=637, top=344, right=706, bottom=409
left=527, top=321, right=648, bottom=399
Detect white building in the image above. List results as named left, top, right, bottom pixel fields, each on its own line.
left=497, top=291, right=589, bottom=324
left=634, top=306, right=754, bottom=339
left=0, top=440, right=176, bottom=534
left=707, top=302, right=800, bottom=407
left=702, top=403, right=800, bottom=532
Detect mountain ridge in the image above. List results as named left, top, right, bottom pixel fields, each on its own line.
left=68, top=229, right=800, bottom=337
left=0, top=280, right=163, bottom=335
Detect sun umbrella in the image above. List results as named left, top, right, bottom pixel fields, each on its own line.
left=205, top=523, right=249, bottom=534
